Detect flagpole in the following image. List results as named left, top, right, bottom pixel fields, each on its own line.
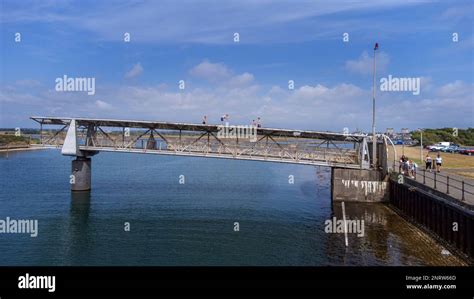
left=372, top=43, right=377, bottom=169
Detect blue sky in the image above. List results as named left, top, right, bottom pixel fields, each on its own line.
left=0, top=0, right=473, bottom=131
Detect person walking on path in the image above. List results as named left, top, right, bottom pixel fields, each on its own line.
left=435, top=154, right=443, bottom=173
left=410, top=160, right=417, bottom=179
left=407, top=160, right=413, bottom=178
left=425, top=154, right=432, bottom=172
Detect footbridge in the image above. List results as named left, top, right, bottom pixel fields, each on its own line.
left=30, top=116, right=388, bottom=200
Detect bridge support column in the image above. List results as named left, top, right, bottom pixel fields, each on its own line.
left=71, top=157, right=91, bottom=192
left=331, top=168, right=388, bottom=202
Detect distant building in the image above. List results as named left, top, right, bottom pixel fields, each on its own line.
left=385, top=128, right=395, bottom=139
left=391, top=128, right=415, bottom=145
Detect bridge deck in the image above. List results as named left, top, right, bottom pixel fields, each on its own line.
left=30, top=116, right=371, bottom=169
left=31, top=116, right=366, bottom=141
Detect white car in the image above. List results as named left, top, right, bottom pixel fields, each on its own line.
left=429, top=145, right=448, bottom=152
left=427, top=142, right=451, bottom=151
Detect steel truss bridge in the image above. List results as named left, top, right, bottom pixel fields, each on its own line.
left=30, top=116, right=372, bottom=170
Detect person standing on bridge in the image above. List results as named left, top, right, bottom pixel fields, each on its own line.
left=221, top=114, right=229, bottom=124
left=435, top=153, right=443, bottom=173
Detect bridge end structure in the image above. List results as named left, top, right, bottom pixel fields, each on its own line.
left=62, top=119, right=97, bottom=192
left=331, top=139, right=390, bottom=202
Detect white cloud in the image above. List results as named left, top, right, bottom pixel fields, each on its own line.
left=89, top=81, right=370, bottom=130
left=189, top=60, right=231, bottom=82
left=125, top=63, right=144, bottom=79
left=345, top=51, right=390, bottom=75
left=189, top=60, right=255, bottom=87
left=95, top=100, right=113, bottom=110
left=227, top=72, right=254, bottom=87
left=436, top=80, right=471, bottom=98
left=1, top=73, right=472, bottom=132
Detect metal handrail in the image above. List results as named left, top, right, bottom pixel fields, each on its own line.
left=395, top=161, right=473, bottom=201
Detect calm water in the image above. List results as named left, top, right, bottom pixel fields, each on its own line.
left=0, top=149, right=465, bottom=266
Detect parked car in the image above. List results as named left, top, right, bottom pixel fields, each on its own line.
left=459, top=148, right=474, bottom=156
left=427, top=142, right=457, bottom=152
left=429, top=145, right=448, bottom=152
left=441, top=145, right=460, bottom=153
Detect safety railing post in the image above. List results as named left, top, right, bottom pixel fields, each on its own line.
left=462, top=181, right=465, bottom=201
left=446, top=176, right=449, bottom=194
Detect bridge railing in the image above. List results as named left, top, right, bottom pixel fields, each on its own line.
left=419, top=169, right=474, bottom=202
left=395, top=162, right=474, bottom=203
left=78, top=137, right=359, bottom=165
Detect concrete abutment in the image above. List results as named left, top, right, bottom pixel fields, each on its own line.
left=331, top=168, right=389, bottom=202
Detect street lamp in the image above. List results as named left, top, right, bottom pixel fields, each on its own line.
left=401, top=128, right=409, bottom=156
left=418, top=128, right=423, bottom=164
left=372, top=42, right=378, bottom=168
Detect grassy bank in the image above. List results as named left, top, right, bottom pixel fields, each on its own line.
left=395, top=145, right=474, bottom=179
left=0, top=135, right=30, bottom=148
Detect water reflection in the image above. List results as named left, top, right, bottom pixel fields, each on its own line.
left=327, top=202, right=465, bottom=266
left=70, top=191, right=91, bottom=224
left=68, top=192, right=92, bottom=264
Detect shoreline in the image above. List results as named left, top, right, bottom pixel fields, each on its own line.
left=0, top=146, right=49, bottom=153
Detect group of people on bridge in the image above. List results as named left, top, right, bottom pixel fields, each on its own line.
left=201, top=114, right=262, bottom=128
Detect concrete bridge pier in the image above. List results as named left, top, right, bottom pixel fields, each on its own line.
left=330, top=137, right=391, bottom=202
left=331, top=168, right=388, bottom=202
left=71, top=156, right=92, bottom=192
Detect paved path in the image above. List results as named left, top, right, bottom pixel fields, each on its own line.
left=395, top=162, right=474, bottom=205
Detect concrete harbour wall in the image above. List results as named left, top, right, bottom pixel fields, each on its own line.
left=331, top=168, right=388, bottom=202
